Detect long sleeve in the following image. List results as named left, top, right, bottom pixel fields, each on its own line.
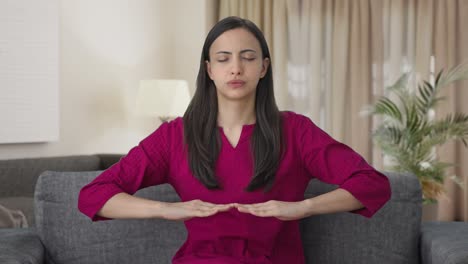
left=78, top=121, right=171, bottom=221
left=296, top=114, right=391, bottom=218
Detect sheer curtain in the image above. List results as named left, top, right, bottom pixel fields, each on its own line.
left=216, top=0, right=468, bottom=221
left=285, top=0, right=377, bottom=161
left=285, top=0, right=468, bottom=221
left=431, top=0, right=468, bottom=221
left=381, top=0, right=468, bottom=221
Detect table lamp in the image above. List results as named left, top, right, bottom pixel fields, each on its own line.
left=135, top=79, right=191, bottom=122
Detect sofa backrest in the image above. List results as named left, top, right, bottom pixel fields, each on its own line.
left=34, top=170, right=422, bottom=264
left=0, top=156, right=102, bottom=198
left=34, top=171, right=186, bottom=264
left=302, top=172, right=422, bottom=264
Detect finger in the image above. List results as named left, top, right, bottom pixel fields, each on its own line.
left=209, top=203, right=233, bottom=210
left=194, top=202, right=226, bottom=210
left=238, top=203, right=272, bottom=210
left=235, top=205, right=249, bottom=212
left=191, top=200, right=222, bottom=208
left=218, top=203, right=235, bottom=207
left=195, top=201, right=218, bottom=207
left=237, top=207, right=254, bottom=215
left=236, top=205, right=248, bottom=212
left=215, top=205, right=233, bottom=212
left=236, top=203, right=258, bottom=208
left=196, top=203, right=218, bottom=209
left=194, top=207, right=218, bottom=217
left=244, top=201, right=273, bottom=208
left=200, top=202, right=234, bottom=209
left=196, top=203, right=232, bottom=214
left=236, top=205, right=266, bottom=215
left=236, top=204, right=264, bottom=212
left=246, top=208, right=272, bottom=217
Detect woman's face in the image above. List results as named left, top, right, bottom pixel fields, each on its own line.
left=206, top=28, right=269, bottom=104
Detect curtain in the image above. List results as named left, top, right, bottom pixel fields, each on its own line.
left=218, top=0, right=376, bottom=160
left=286, top=0, right=468, bottom=221
left=216, top=0, right=468, bottom=221
left=285, top=0, right=376, bottom=161
left=432, top=0, right=468, bottom=221
left=218, top=0, right=289, bottom=111
left=381, top=0, right=468, bottom=221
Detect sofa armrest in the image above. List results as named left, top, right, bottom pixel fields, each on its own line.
left=0, top=228, right=44, bottom=264
left=420, top=221, right=468, bottom=264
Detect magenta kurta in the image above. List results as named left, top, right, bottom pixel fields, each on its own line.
left=78, top=111, right=391, bottom=263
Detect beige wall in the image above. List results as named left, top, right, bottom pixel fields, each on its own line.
left=0, top=0, right=209, bottom=159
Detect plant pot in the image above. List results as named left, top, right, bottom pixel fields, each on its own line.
left=421, top=203, right=438, bottom=221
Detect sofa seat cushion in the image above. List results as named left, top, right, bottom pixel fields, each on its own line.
left=34, top=171, right=186, bottom=264
left=0, top=228, right=44, bottom=263
left=421, top=221, right=468, bottom=264
left=0, top=196, right=34, bottom=226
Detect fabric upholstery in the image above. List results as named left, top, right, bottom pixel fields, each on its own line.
left=0, top=155, right=122, bottom=227
left=0, top=196, right=34, bottom=226
left=34, top=170, right=423, bottom=264
left=0, top=203, right=28, bottom=228
left=0, top=155, right=101, bottom=197
left=420, top=221, right=468, bottom=264
left=301, top=172, right=422, bottom=263
left=10, top=169, right=466, bottom=264
left=96, top=154, right=124, bottom=171
left=34, top=171, right=186, bottom=264
left=0, top=228, right=44, bottom=264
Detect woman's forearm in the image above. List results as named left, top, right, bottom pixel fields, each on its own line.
left=302, top=188, right=364, bottom=217
left=97, top=192, right=165, bottom=219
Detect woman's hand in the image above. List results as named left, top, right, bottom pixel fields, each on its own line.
left=233, top=200, right=310, bottom=221
left=160, top=199, right=235, bottom=221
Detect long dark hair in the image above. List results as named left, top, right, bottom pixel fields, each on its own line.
left=183, top=16, right=283, bottom=192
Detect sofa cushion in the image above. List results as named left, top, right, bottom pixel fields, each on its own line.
left=34, top=170, right=186, bottom=264
left=0, top=228, right=44, bottom=263
left=0, top=155, right=102, bottom=198
left=421, top=221, right=468, bottom=264
left=300, top=172, right=422, bottom=264
left=0, top=196, right=34, bottom=226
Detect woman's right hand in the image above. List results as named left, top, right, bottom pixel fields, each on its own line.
left=160, top=199, right=234, bottom=221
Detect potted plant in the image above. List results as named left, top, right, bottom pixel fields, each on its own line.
left=365, top=64, right=468, bottom=204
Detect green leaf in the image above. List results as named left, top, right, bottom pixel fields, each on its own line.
left=368, top=63, right=468, bottom=202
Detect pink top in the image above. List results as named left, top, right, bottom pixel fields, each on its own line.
left=78, top=111, right=391, bottom=264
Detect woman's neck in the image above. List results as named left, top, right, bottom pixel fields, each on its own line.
left=217, top=99, right=256, bottom=129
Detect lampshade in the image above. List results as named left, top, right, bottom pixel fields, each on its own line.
left=135, top=79, right=191, bottom=120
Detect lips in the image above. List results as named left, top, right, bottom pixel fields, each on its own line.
left=227, top=80, right=246, bottom=88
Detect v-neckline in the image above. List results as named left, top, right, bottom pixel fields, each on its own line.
left=218, top=124, right=255, bottom=149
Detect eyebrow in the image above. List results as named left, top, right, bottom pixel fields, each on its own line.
left=215, top=49, right=257, bottom=55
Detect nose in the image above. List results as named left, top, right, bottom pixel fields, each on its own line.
left=231, top=58, right=242, bottom=75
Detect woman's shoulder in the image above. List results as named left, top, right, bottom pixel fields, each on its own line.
left=144, top=117, right=184, bottom=143
left=158, top=116, right=184, bottom=131
left=167, top=116, right=184, bottom=128
left=280, top=111, right=315, bottom=127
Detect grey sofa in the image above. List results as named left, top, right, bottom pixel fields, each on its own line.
left=0, top=154, right=122, bottom=227
left=1, top=157, right=468, bottom=263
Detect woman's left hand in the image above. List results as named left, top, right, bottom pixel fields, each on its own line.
left=232, top=200, right=311, bottom=221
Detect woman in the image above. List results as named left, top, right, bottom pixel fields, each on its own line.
left=78, top=16, right=391, bottom=263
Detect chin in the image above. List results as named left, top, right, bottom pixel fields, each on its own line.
left=220, top=91, right=256, bottom=102
left=217, top=87, right=255, bottom=101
